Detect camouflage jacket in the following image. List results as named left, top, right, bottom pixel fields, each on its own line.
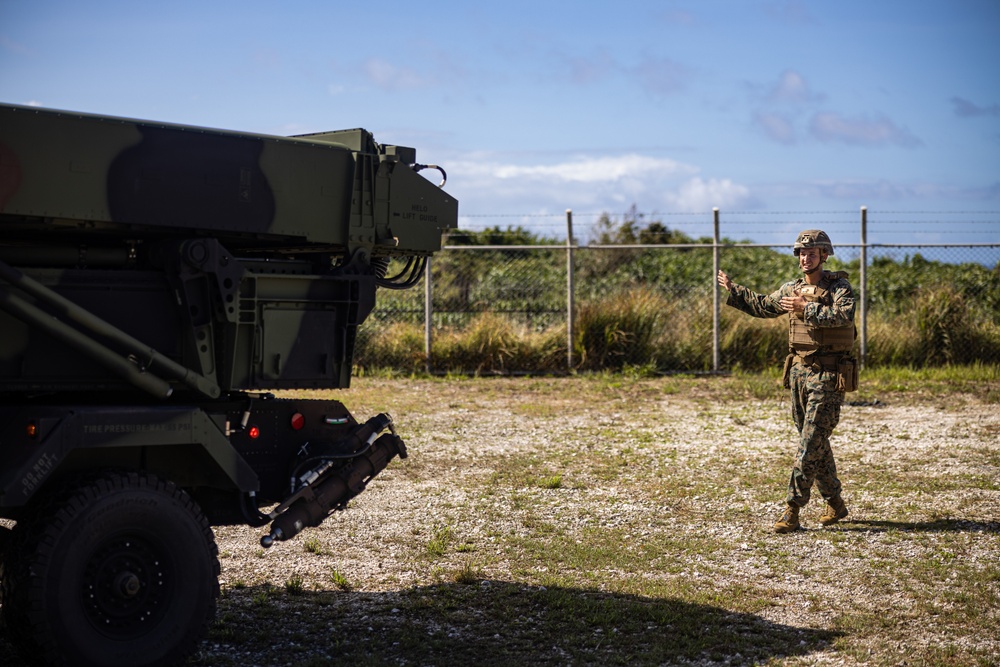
left=726, top=271, right=856, bottom=352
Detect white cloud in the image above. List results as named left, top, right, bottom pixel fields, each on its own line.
left=749, top=70, right=824, bottom=144
left=752, top=111, right=797, bottom=145
left=487, top=154, right=696, bottom=183
left=665, top=177, right=756, bottom=212
left=444, top=153, right=756, bottom=218
left=767, top=70, right=824, bottom=105
left=809, top=112, right=922, bottom=147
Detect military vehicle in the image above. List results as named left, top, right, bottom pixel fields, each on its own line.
left=0, top=103, right=457, bottom=666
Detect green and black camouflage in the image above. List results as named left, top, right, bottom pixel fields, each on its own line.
left=0, top=103, right=457, bottom=395
left=0, top=104, right=457, bottom=666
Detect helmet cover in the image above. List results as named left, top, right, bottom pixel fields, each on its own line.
left=793, top=229, right=834, bottom=256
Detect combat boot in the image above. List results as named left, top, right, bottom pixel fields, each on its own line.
left=820, top=497, right=849, bottom=526
left=774, top=504, right=801, bottom=533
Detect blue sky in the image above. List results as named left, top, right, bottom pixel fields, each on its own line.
left=2, top=0, right=998, bottom=248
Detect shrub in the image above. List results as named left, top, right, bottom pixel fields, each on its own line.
left=509, top=323, right=568, bottom=373
left=355, top=320, right=426, bottom=373
left=719, top=312, right=787, bottom=371
left=574, top=287, right=667, bottom=371
left=433, top=312, right=520, bottom=374
left=866, top=311, right=922, bottom=367
left=914, top=286, right=967, bottom=365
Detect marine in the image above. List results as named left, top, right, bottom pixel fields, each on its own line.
left=717, top=230, right=856, bottom=533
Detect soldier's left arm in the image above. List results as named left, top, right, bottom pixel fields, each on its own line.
left=804, top=278, right=856, bottom=327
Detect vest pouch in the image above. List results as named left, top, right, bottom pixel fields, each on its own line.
left=836, top=356, right=859, bottom=393
left=782, top=353, right=794, bottom=389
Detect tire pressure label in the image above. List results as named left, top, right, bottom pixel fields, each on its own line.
left=83, top=422, right=192, bottom=434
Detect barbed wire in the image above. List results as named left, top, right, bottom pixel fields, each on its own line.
left=462, top=210, right=1000, bottom=217
left=453, top=222, right=1000, bottom=229
left=868, top=210, right=1000, bottom=215
left=451, top=212, right=999, bottom=252
left=452, top=221, right=999, bottom=235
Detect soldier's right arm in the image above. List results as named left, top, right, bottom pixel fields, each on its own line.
left=725, top=282, right=789, bottom=319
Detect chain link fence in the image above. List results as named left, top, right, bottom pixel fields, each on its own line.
left=356, top=214, right=1000, bottom=374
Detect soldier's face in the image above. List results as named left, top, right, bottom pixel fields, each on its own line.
left=798, top=247, right=824, bottom=274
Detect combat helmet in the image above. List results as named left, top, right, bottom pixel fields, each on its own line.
left=793, top=229, right=834, bottom=256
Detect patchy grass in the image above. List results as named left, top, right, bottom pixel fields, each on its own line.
left=4, top=370, right=994, bottom=667
left=205, top=369, right=994, bottom=667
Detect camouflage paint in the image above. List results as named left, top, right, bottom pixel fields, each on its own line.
left=0, top=103, right=456, bottom=395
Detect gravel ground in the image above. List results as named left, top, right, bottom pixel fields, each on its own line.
left=2, top=376, right=998, bottom=666
left=204, top=378, right=998, bottom=666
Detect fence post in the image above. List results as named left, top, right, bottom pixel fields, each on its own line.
left=712, top=207, right=721, bottom=372
left=859, top=206, right=868, bottom=368
left=424, top=257, right=433, bottom=373
left=566, top=209, right=575, bottom=370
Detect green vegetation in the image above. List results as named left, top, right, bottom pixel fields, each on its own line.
left=357, top=219, right=1000, bottom=374
left=284, top=575, right=306, bottom=596
left=425, top=524, right=454, bottom=558
left=329, top=569, right=352, bottom=592
left=302, top=537, right=324, bottom=555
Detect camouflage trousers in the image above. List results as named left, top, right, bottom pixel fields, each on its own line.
left=786, top=362, right=844, bottom=508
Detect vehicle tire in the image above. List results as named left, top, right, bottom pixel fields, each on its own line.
left=1, top=471, right=219, bottom=667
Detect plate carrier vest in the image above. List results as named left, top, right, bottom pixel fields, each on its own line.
left=788, top=271, right=855, bottom=355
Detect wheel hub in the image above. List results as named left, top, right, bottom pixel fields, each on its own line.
left=83, top=535, right=170, bottom=639
left=114, top=571, right=142, bottom=598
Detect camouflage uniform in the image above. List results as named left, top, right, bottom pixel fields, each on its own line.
left=725, top=272, right=855, bottom=509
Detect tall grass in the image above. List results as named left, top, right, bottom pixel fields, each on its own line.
left=574, top=287, right=668, bottom=371
left=433, top=313, right=565, bottom=374
left=356, top=313, right=566, bottom=375
left=356, top=285, right=1000, bottom=374
left=719, top=311, right=787, bottom=370
left=355, top=321, right=426, bottom=373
